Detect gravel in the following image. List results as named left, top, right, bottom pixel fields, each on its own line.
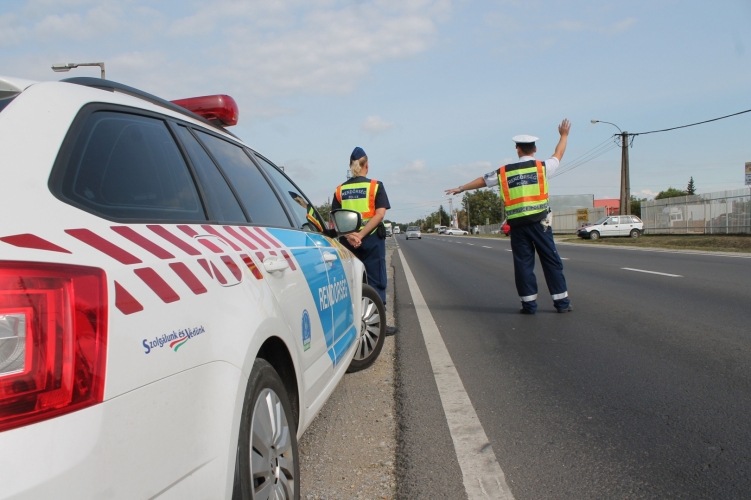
left=299, top=244, right=398, bottom=500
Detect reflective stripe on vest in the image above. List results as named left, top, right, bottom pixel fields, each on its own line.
left=335, top=180, right=379, bottom=227
left=306, top=206, right=323, bottom=232
left=498, top=160, right=549, bottom=220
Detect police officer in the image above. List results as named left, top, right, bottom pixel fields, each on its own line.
left=333, top=147, right=397, bottom=334
left=445, top=119, right=573, bottom=314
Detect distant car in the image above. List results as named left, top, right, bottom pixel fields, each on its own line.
left=438, top=226, right=447, bottom=234
left=405, top=226, right=421, bottom=240
left=446, top=227, right=468, bottom=236
left=577, top=215, right=644, bottom=240
left=393, top=226, right=400, bottom=234
left=501, top=219, right=511, bottom=236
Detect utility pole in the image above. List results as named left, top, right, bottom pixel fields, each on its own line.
left=448, top=198, right=454, bottom=227
left=620, top=131, right=631, bottom=215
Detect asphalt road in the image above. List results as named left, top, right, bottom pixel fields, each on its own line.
left=394, top=233, right=751, bottom=499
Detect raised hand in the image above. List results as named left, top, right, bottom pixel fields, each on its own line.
left=558, top=119, right=571, bottom=137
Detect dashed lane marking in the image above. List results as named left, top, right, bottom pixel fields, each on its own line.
left=398, top=248, right=515, bottom=500
left=561, top=257, right=569, bottom=260
left=482, top=246, right=492, bottom=249
left=622, top=267, right=682, bottom=277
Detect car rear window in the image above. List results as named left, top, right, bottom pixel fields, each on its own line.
left=195, top=131, right=292, bottom=228
left=54, top=111, right=205, bottom=221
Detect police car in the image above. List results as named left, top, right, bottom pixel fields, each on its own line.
left=0, top=75, right=386, bottom=500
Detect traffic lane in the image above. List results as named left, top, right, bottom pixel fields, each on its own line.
left=399, top=239, right=751, bottom=499
left=391, top=250, right=468, bottom=500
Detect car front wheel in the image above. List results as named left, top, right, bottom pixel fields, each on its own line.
left=348, top=284, right=386, bottom=373
left=234, top=359, right=299, bottom=500
left=630, top=229, right=640, bottom=238
left=589, top=231, right=600, bottom=240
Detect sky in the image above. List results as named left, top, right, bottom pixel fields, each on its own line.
left=2, top=0, right=750, bottom=223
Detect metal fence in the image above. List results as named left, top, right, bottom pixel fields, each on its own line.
left=641, top=188, right=751, bottom=234
left=474, top=207, right=606, bottom=235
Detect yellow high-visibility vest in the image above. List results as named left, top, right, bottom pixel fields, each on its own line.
left=335, top=179, right=379, bottom=230
left=498, top=160, right=549, bottom=222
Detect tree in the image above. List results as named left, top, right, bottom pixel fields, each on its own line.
left=630, top=195, right=646, bottom=218
left=462, top=189, right=504, bottom=226
left=655, top=187, right=688, bottom=200
left=686, top=176, right=696, bottom=195
left=315, top=201, right=332, bottom=222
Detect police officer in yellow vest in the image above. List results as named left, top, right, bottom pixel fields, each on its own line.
left=333, top=147, right=397, bottom=333
left=446, top=119, right=573, bottom=314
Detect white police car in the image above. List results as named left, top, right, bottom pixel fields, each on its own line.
left=0, top=75, right=385, bottom=500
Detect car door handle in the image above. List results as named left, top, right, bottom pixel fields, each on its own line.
left=263, top=257, right=289, bottom=274
left=323, top=252, right=337, bottom=263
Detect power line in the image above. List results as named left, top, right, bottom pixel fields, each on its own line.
left=632, top=107, right=751, bottom=136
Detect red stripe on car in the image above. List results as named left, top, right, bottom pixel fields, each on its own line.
left=239, top=227, right=270, bottom=249
left=66, top=229, right=142, bottom=265
left=223, top=226, right=258, bottom=250
left=201, top=225, right=242, bottom=251
left=177, top=225, right=198, bottom=237
left=111, top=226, right=175, bottom=259
left=134, top=268, right=180, bottom=303
left=0, top=233, right=72, bottom=254
left=197, top=238, right=224, bottom=254
left=169, top=262, right=208, bottom=295
left=221, top=255, right=242, bottom=281
left=115, top=281, right=144, bottom=315
left=281, top=250, right=297, bottom=271
left=210, top=262, right=228, bottom=285
left=240, top=253, right=263, bottom=280
left=147, top=225, right=201, bottom=256
left=197, top=258, right=213, bottom=278
left=255, top=251, right=265, bottom=262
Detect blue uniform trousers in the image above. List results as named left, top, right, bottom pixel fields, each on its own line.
left=342, top=234, right=387, bottom=307
left=510, top=221, right=570, bottom=313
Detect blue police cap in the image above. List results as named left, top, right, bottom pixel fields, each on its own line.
left=350, top=147, right=367, bottom=162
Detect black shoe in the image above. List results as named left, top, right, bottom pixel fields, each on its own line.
left=385, top=325, right=398, bottom=336
left=557, top=305, right=573, bottom=313
left=519, top=308, right=535, bottom=315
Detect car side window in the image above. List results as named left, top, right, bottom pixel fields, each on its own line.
left=254, top=154, right=325, bottom=233
left=195, top=131, right=292, bottom=228
left=174, top=126, right=247, bottom=223
left=609, top=217, right=619, bottom=224
left=56, top=111, right=205, bottom=221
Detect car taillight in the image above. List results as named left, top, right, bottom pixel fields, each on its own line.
left=0, top=262, right=107, bottom=432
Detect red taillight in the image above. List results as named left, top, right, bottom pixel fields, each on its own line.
left=171, top=94, right=239, bottom=126
left=0, top=262, right=107, bottom=432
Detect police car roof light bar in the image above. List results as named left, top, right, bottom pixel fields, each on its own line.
left=171, top=95, right=239, bottom=127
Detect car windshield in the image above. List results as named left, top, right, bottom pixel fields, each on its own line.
left=407, top=227, right=419, bottom=231
left=593, top=217, right=609, bottom=225
left=0, top=95, right=17, bottom=113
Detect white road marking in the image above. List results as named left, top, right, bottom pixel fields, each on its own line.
left=560, top=257, right=569, bottom=260
left=622, top=267, right=682, bottom=277
left=467, top=243, right=474, bottom=246
left=398, top=249, right=514, bottom=500
left=482, top=246, right=492, bottom=249
left=505, top=249, right=512, bottom=252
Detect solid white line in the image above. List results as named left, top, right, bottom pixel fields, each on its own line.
left=622, top=267, right=682, bottom=277
left=561, top=257, right=569, bottom=260
left=482, top=246, right=492, bottom=249
left=555, top=240, right=751, bottom=259
left=398, top=249, right=514, bottom=499
left=505, top=249, right=512, bottom=252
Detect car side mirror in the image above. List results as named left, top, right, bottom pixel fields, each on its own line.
left=331, top=209, right=362, bottom=235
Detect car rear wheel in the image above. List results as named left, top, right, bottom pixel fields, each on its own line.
left=347, top=284, right=386, bottom=373
left=630, top=229, right=640, bottom=238
left=234, top=359, right=299, bottom=500
left=589, top=231, right=600, bottom=240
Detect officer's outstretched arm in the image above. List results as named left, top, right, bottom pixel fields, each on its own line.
left=552, top=119, right=571, bottom=161
left=445, top=177, right=486, bottom=196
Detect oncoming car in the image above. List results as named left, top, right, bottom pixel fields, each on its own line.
left=445, top=227, right=468, bottom=236
left=0, top=75, right=386, bottom=500
left=577, top=215, right=644, bottom=240
left=405, top=226, right=421, bottom=240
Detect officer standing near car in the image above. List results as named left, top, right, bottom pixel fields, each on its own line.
left=445, top=119, right=573, bottom=314
left=333, top=147, right=397, bottom=334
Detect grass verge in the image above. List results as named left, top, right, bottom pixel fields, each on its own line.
left=557, top=234, right=751, bottom=253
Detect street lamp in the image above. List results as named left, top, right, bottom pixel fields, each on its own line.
left=592, top=118, right=630, bottom=215
left=51, top=62, right=106, bottom=79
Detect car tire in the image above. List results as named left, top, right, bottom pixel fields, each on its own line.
left=347, top=284, right=386, bottom=373
left=589, top=231, right=600, bottom=240
left=630, top=229, right=640, bottom=238
left=234, top=359, right=300, bottom=500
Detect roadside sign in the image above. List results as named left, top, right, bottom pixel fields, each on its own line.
left=576, top=208, right=589, bottom=222
left=746, top=162, right=751, bottom=186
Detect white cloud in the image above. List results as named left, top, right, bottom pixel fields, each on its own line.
left=635, top=189, right=657, bottom=199
left=0, top=14, right=27, bottom=47
left=361, top=115, right=394, bottom=135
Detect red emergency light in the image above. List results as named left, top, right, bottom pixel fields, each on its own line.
left=171, top=94, right=239, bottom=126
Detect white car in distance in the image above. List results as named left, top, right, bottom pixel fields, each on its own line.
left=445, top=227, right=468, bottom=236
left=577, top=215, right=644, bottom=240
left=405, top=226, right=421, bottom=240
left=0, top=75, right=387, bottom=500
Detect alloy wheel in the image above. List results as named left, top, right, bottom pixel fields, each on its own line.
left=250, top=388, right=295, bottom=500
left=354, top=295, right=381, bottom=361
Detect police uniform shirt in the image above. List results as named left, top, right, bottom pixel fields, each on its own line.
left=482, top=156, right=560, bottom=188
left=331, top=176, right=391, bottom=212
